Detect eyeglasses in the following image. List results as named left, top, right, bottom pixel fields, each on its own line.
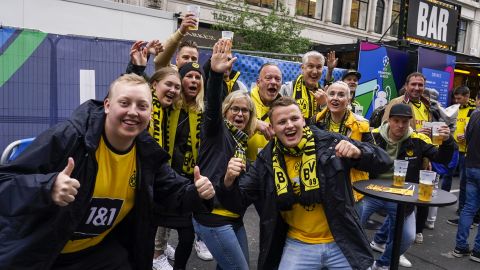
left=229, top=106, right=250, bottom=114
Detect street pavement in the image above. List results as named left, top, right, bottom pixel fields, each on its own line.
left=167, top=176, right=480, bottom=269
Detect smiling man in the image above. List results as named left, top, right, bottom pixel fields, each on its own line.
left=0, top=74, right=215, bottom=270
left=281, top=51, right=327, bottom=125
left=218, top=96, right=392, bottom=270
left=247, top=63, right=283, bottom=161
left=382, top=72, right=439, bottom=133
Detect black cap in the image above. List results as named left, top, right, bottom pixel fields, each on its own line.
left=342, top=69, right=361, bottom=81
left=179, top=62, right=204, bottom=79
left=389, top=103, right=413, bottom=119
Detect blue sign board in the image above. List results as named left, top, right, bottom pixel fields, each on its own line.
left=422, top=67, right=450, bottom=107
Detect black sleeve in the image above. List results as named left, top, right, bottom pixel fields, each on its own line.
left=204, top=70, right=227, bottom=137
left=216, top=155, right=266, bottom=213
left=344, top=136, right=393, bottom=175
left=153, top=163, right=213, bottom=213
left=422, top=136, right=455, bottom=165
left=125, top=60, right=148, bottom=78
left=0, top=122, right=80, bottom=216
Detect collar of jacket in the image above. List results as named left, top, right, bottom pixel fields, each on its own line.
left=69, top=100, right=169, bottom=167
left=403, top=93, right=430, bottom=109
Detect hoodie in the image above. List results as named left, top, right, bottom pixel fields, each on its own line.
left=377, top=122, right=413, bottom=179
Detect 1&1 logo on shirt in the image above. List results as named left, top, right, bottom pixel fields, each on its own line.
left=71, top=198, right=123, bottom=240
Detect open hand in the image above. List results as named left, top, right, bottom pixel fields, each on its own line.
left=210, top=39, right=237, bottom=74
left=130, top=40, right=147, bottom=66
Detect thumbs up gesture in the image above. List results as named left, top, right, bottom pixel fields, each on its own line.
left=193, top=166, right=215, bottom=200
left=52, top=157, right=81, bottom=207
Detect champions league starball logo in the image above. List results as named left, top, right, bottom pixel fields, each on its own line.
left=383, top=56, right=390, bottom=69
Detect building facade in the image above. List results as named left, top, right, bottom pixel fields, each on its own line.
left=115, top=0, right=480, bottom=57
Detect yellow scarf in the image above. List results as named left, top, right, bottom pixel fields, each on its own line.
left=165, top=106, right=202, bottom=174
left=293, top=74, right=318, bottom=120
left=149, top=90, right=166, bottom=147
left=273, top=126, right=321, bottom=210
left=225, top=71, right=241, bottom=94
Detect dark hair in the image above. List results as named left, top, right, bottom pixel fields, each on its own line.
left=453, top=85, right=470, bottom=96
left=178, top=40, right=198, bottom=52
left=404, top=72, right=426, bottom=85
left=257, top=62, right=281, bottom=77
left=268, top=96, right=300, bottom=120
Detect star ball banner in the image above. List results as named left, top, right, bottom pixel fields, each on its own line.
left=356, top=42, right=409, bottom=119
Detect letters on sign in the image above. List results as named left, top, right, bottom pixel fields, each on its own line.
left=406, top=0, right=459, bottom=48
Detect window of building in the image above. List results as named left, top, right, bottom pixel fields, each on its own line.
left=374, top=0, right=385, bottom=34
left=457, top=19, right=468, bottom=53
left=332, top=0, right=343, bottom=24
left=350, top=0, right=368, bottom=30
left=246, top=0, right=276, bottom=9
left=391, top=0, right=401, bottom=36
left=296, top=0, right=323, bottom=19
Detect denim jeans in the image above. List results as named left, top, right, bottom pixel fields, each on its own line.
left=441, top=153, right=465, bottom=204
left=192, top=218, right=249, bottom=270
left=455, top=168, right=480, bottom=252
left=278, top=238, right=351, bottom=270
left=361, top=197, right=416, bottom=267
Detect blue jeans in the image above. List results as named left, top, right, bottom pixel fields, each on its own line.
left=192, top=218, right=249, bottom=270
left=455, top=168, right=480, bottom=252
left=441, top=153, right=465, bottom=207
left=278, top=238, right=351, bottom=270
left=361, top=197, right=416, bottom=267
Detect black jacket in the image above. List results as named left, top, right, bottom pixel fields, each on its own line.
left=0, top=100, right=209, bottom=270
left=195, top=71, right=246, bottom=226
left=466, top=109, right=480, bottom=168
left=367, top=129, right=455, bottom=183
left=217, top=126, right=393, bottom=270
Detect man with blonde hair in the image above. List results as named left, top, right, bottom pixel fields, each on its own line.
left=0, top=74, right=215, bottom=270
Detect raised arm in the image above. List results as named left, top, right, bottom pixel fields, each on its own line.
left=154, top=13, right=197, bottom=70
left=204, top=39, right=237, bottom=136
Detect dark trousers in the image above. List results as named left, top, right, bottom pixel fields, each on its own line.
left=52, top=238, right=132, bottom=270
left=174, top=226, right=195, bottom=270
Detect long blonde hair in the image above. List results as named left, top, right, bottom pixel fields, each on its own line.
left=222, top=90, right=257, bottom=136
left=178, top=72, right=205, bottom=112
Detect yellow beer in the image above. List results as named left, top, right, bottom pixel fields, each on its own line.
left=393, top=174, right=406, bottom=187
left=418, top=182, right=434, bottom=201
left=432, top=134, right=443, bottom=145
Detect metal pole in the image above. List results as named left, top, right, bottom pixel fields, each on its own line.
left=397, top=0, right=407, bottom=41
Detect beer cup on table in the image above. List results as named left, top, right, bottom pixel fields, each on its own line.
left=418, top=170, right=436, bottom=201
left=393, top=160, right=408, bottom=187
left=186, top=5, right=200, bottom=30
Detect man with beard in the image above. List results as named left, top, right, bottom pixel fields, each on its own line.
left=280, top=51, right=327, bottom=125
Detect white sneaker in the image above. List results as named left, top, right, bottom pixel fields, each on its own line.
left=152, top=254, right=172, bottom=270
left=371, top=261, right=389, bottom=270
left=165, top=244, right=175, bottom=261
left=425, top=221, right=435, bottom=230
left=194, top=239, right=213, bottom=261
left=399, top=254, right=412, bottom=268
left=415, top=233, right=423, bottom=244
left=370, top=241, right=386, bottom=253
